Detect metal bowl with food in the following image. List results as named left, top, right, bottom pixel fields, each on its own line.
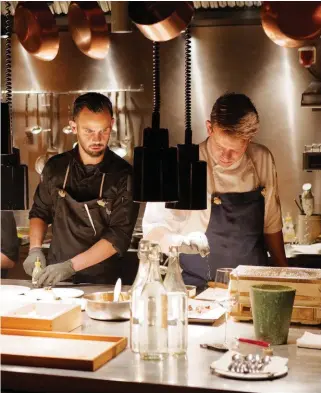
left=84, top=291, right=130, bottom=321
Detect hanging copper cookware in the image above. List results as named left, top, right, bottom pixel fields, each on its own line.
left=261, top=2, right=321, bottom=48
left=14, top=2, right=59, bottom=61
left=128, top=2, right=194, bottom=42
left=68, top=2, right=110, bottom=60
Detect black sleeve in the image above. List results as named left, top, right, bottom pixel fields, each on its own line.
left=29, top=163, right=54, bottom=224
left=101, top=172, right=139, bottom=256
left=1, top=211, right=20, bottom=263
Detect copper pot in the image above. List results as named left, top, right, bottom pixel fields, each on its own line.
left=14, top=2, right=59, bottom=61
left=128, top=2, right=194, bottom=42
left=68, top=2, right=110, bottom=60
left=261, top=1, right=321, bottom=48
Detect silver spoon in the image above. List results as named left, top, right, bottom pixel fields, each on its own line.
left=113, top=278, right=122, bottom=302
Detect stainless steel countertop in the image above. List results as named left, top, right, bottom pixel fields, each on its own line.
left=1, top=279, right=321, bottom=393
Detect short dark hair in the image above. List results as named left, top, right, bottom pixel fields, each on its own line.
left=210, top=92, right=259, bottom=139
left=72, top=93, right=113, bottom=119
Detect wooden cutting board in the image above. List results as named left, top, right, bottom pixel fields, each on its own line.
left=1, top=329, right=127, bottom=371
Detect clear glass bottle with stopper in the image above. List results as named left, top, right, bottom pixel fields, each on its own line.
left=139, top=242, right=168, bottom=360
left=130, top=239, right=151, bottom=353
left=32, top=258, right=43, bottom=287
left=164, top=245, right=188, bottom=356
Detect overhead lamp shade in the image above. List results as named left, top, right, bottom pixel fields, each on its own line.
left=133, top=127, right=179, bottom=202
left=166, top=144, right=207, bottom=210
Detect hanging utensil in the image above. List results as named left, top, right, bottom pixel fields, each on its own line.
left=62, top=94, right=73, bottom=134
left=261, top=2, right=321, bottom=48
left=25, top=94, right=31, bottom=133
left=31, top=94, right=42, bottom=135
left=68, top=1, right=110, bottom=60
left=109, top=92, right=127, bottom=158
left=35, top=94, right=58, bottom=175
left=128, top=2, right=194, bottom=42
left=120, top=91, right=131, bottom=153
left=14, top=1, right=59, bottom=61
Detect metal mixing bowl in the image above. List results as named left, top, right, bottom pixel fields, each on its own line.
left=84, top=291, right=130, bottom=321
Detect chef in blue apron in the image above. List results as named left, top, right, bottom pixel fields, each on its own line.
left=143, top=93, right=287, bottom=289
left=24, top=93, right=139, bottom=287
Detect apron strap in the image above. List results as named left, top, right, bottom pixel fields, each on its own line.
left=62, top=164, right=70, bottom=190
left=58, top=164, right=71, bottom=198
left=99, top=173, right=106, bottom=199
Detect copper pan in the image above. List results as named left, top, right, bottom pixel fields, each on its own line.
left=68, top=2, right=110, bottom=60
left=261, top=1, right=321, bottom=48
left=14, top=2, right=59, bottom=61
left=128, top=2, right=194, bottom=42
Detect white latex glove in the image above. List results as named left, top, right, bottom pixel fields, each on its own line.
left=168, top=232, right=210, bottom=257
left=184, top=232, right=210, bottom=257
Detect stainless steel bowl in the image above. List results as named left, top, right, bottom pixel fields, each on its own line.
left=84, top=291, right=130, bottom=321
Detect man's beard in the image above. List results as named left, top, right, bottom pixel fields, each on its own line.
left=79, top=140, right=106, bottom=157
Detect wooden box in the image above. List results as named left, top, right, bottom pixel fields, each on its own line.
left=1, top=329, right=127, bottom=371
left=1, top=302, right=82, bottom=332
left=229, top=265, right=321, bottom=325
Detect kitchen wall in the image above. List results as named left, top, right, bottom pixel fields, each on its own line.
left=1, top=25, right=321, bottom=227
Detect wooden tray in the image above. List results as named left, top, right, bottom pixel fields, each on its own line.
left=1, top=302, right=82, bottom=332
left=1, top=329, right=127, bottom=371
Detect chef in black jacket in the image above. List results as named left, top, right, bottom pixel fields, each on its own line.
left=1, top=211, right=20, bottom=278
left=23, top=93, right=139, bottom=286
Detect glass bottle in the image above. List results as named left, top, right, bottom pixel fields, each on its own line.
left=32, top=258, right=42, bottom=287
left=139, top=242, right=168, bottom=360
left=130, top=239, right=151, bottom=353
left=164, top=245, right=188, bottom=356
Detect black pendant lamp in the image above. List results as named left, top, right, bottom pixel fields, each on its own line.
left=166, top=28, right=207, bottom=210
left=133, top=42, right=179, bottom=202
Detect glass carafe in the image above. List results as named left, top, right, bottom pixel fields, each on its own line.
left=164, top=245, right=188, bottom=356
left=139, top=242, right=168, bottom=360
left=130, top=239, right=150, bottom=353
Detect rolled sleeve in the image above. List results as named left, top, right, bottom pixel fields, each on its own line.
left=264, top=153, right=283, bottom=234
left=101, top=173, right=139, bottom=256
left=29, top=164, right=54, bottom=224
left=143, top=202, right=199, bottom=254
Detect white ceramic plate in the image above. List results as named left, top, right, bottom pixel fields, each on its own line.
left=210, top=365, right=288, bottom=380
left=188, top=299, right=225, bottom=323
left=27, top=288, right=84, bottom=300
left=0, top=285, right=31, bottom=297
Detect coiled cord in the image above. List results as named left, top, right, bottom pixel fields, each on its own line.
left=185, top=27, right=192, bottom=145
left=152, top=41, right=160, bottom=129
left=5, top=1, right=13, bottom=151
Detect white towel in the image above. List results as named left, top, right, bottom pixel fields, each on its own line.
left=297, top=332, right=321, bottom=350
left=290, top=244, right=321, bottom=255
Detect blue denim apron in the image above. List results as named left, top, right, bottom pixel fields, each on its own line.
left=180, top=155, right=268, bottom=289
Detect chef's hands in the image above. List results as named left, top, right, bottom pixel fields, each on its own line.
left=170, top=232, right=210, bottom=257
left=35, top=260, right=76, bottom=288
left=23, top=247, right=46, bottom=276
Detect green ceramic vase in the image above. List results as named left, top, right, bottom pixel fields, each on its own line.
left=250, top=284, right=296, bottom=345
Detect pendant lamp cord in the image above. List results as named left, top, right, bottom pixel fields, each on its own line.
left=152, top=41, right=160, bottom=130
left=5, top=1, right=13, bottom=153
left=185, top=27, right=192, bottom=145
